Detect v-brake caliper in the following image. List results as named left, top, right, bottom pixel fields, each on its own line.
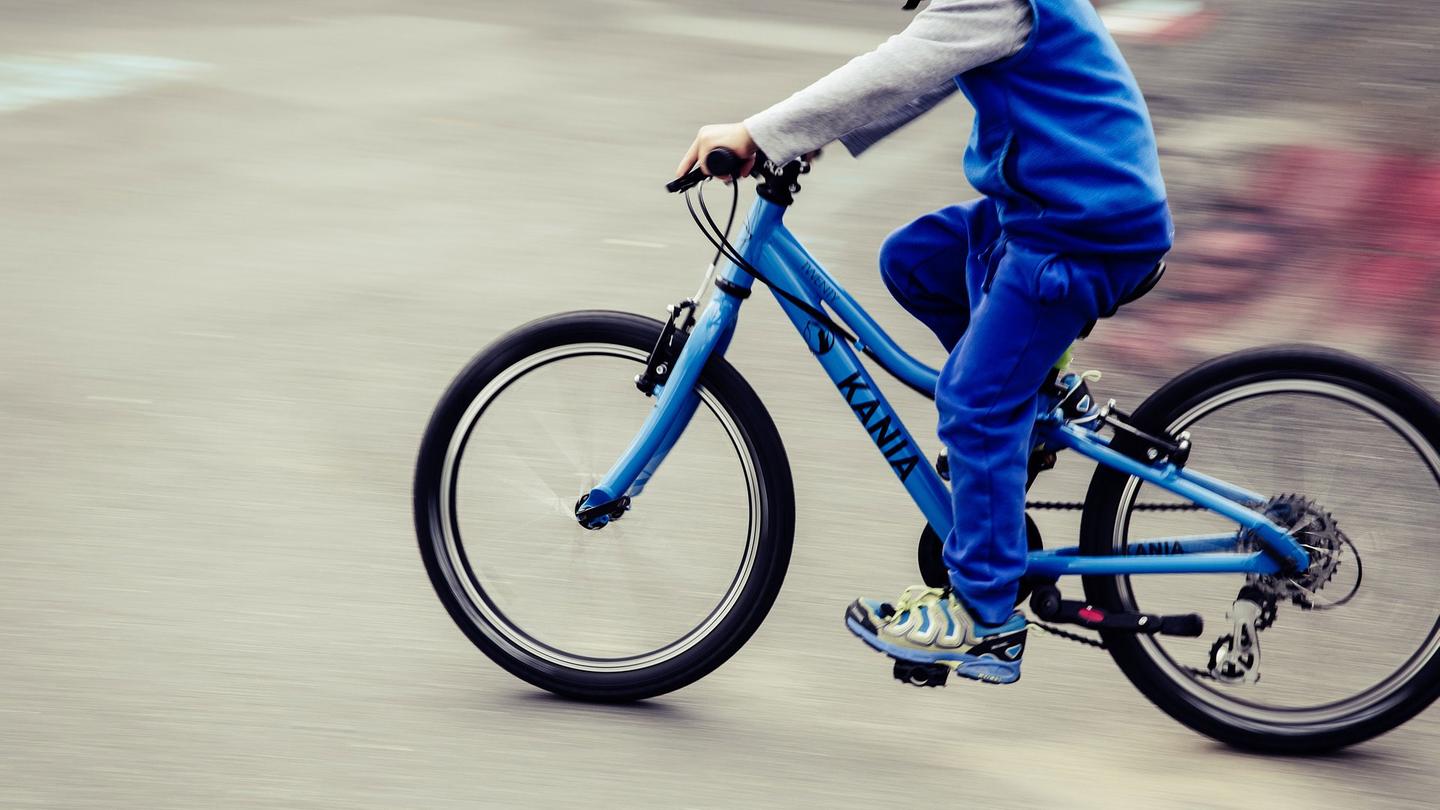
left=634, top=300, right=697, bottom=398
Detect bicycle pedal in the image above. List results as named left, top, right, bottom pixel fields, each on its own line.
left=892, top=660, right=950, bottom=688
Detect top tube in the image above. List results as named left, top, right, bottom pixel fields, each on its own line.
left=767, top=224, right=941, bottom=397
left=726, top=191, right=942, bottom=398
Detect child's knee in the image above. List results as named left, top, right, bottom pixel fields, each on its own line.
left=878, top=215, right=964, bottom=305
left=877, top=227, right=918, bottom=301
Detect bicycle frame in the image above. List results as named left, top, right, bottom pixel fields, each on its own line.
left=583, top=194, right=1311, bottom=578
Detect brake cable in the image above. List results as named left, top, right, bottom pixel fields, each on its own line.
left=684, top=178, right=859, bottom=346
left=684, top=176, right=738, bottom=303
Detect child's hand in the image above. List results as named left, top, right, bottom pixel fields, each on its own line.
left=675, top=123, right=759, bottom=181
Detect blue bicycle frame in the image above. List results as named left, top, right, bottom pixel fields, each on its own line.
left=582, top=194, right=1311, bottom=579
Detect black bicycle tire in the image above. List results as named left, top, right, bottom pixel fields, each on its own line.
left=413, top=310, right=795, bottom=702
left=1079, top=344, right=1440, bottom=752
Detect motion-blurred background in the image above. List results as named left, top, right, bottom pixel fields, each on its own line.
left=2, top=1, right=1438, bottom=807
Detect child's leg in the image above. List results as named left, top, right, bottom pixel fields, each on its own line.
left=938, top=244, right=1160, bottom=625
left=878, top=198, right=1002, bottom=353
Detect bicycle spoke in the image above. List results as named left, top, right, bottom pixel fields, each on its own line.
left=440, top=343, right=761, bottom=668
left=1112, top=373, right=1440, bottom=729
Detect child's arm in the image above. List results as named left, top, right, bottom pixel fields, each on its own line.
left=834, top=80, right=960, bottom=159
left=677, top=0, right=1031, bottom=178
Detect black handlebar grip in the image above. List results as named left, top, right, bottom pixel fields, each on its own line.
left=704, top=148, right=743, bottom=178
left=666, top=148, right=745, bottom=193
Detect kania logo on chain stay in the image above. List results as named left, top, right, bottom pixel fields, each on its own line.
left=836, top=371, right=919, bottom=481
left=1129, top=540, right=1186, bottom=556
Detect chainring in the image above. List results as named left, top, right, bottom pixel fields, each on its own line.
left=918, top=516, right=1043, bottom=605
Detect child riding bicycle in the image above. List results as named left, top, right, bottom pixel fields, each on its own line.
left=676, top=0, right=1173, bottom=684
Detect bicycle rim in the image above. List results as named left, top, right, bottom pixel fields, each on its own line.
left=436, top=343, right=762, bottom=673
left=1110, top=378, right=1440, bottom=730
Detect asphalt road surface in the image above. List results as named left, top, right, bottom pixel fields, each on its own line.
left=3, top=2, right=1439, bottom=807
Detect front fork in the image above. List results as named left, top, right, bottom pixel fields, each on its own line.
left=629, top=296, right=745, bottom=499
left=575, top=279, right=751, bottom=528
left=575, top=199, right=781, bottom=528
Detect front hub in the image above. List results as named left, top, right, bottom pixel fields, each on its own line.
left=574, top=494, right=630, bottom=530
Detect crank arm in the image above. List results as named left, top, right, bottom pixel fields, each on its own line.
left=1030, top=585, right=1204, bottom=637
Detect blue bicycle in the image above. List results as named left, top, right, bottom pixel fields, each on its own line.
left=414, top=150, right=1440, bottom=752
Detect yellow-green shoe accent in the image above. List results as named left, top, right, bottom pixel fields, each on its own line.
left=845, top=585, right=1027, bottom=685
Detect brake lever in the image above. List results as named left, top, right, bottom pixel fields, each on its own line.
left=666, top=167, right=707, bottom=194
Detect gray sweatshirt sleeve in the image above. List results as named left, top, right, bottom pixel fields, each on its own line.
left=742, top=0, right=1033, bottom=164
left=836, top=80, right=960, bottom=158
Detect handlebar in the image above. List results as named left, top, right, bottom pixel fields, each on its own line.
left=666, top=148, right=754, bottom=193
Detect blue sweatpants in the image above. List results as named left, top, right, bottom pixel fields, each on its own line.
left=879, top=198, right=1161, bottom=625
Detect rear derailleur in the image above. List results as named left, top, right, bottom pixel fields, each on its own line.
left=1207, top=585, right=1277, bottom=685
left=1207, top=494, right=1361, bottom=684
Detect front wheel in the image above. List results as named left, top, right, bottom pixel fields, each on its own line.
left=414, top=311, right=794, bottom=701
left=1081, top=345, right=1440, bottom=752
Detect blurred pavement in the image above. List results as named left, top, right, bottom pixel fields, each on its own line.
left=2, top=1, right=1439, bottom=807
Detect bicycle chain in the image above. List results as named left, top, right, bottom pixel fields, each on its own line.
left=1025, top=500, right=1207, bottom=512
left=1030, top=618, right=1221, bottom=680
left=1028, top=620, right=1105, bottom=649
left=1023, top=499, right=1223, bottom=680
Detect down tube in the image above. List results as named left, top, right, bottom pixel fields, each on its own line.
left=758, top=245, right=954, bottom=534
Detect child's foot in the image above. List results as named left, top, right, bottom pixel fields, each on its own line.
left=845, top=585, right=1027, bottom=685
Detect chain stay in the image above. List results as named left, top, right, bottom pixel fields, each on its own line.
left=1023, top=500, right=1207, bottom=661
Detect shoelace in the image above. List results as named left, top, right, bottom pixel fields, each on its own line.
left=888, top=585, right=952, bottom=618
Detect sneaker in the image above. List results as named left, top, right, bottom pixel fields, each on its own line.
left=845, top=585, right=1027, bottom=685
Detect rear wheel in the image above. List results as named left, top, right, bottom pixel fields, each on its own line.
left=1081, top=345, right=1440, bottom=752
left=414, top=311, right=794, bottom=701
